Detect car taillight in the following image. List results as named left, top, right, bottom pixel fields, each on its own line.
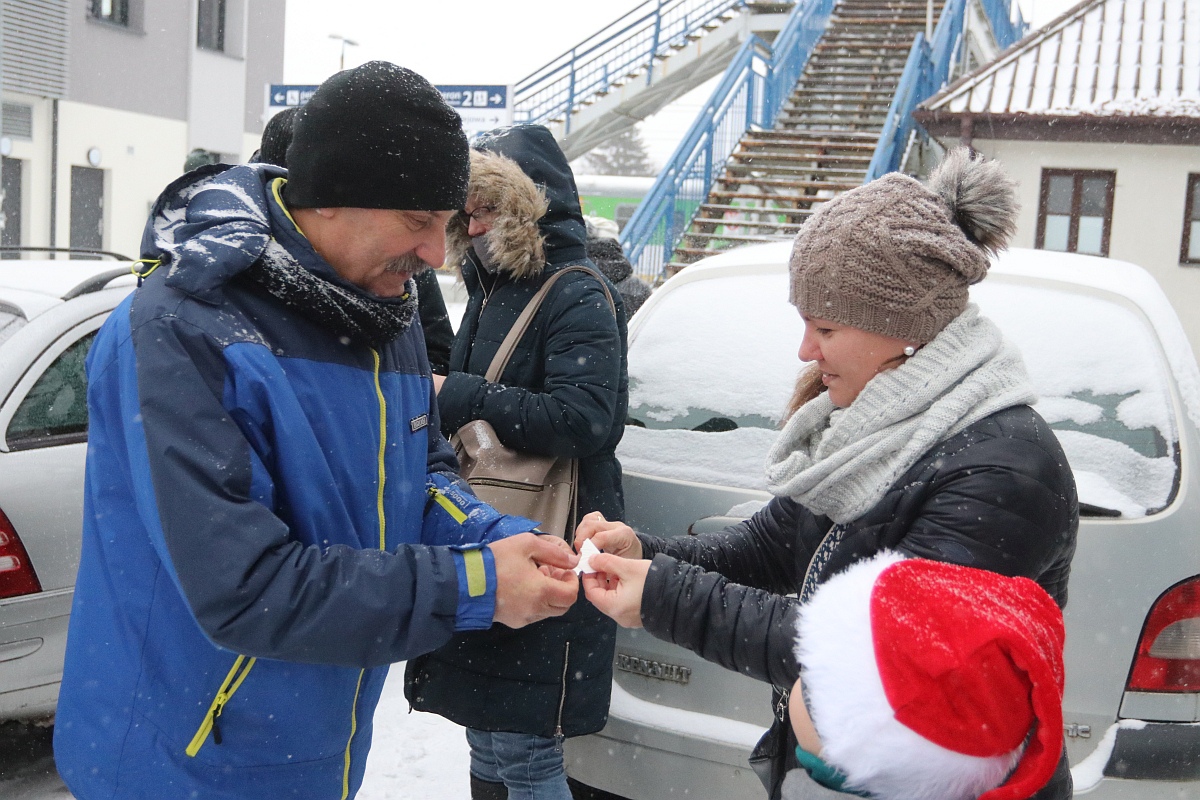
left=1127, top=577, right=1200, bottom=692
left=0, top=507, right=42, bottom=599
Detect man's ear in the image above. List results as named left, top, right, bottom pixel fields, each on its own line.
left=313, top=207, right=337, bottom=219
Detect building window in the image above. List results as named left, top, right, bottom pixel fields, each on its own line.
left=1036, top=169, right=1116, bottom=257
left=197, top=0, right=226, bottom=52
left=1183, top=175, right=1200, bottom=265
left=89, top=0, right=128, bottom=26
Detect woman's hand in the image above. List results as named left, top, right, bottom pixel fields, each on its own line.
left=581, top=553, right=650, bottom=628
left=574, top=511, right=643, bottom=560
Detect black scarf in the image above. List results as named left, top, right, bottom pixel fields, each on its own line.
left=239, top=240, right=419, bottom=347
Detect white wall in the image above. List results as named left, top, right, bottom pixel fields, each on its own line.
left=968, top=138, right=1200, bottom=353
left=56, top=102, right=188, bottom=259
left=189, top=48, right=249, bottom=156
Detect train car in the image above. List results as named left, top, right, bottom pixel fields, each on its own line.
left=576, top=174, right=655, bottom=233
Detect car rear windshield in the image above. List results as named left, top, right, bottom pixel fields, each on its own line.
left=620, top=272, right=1179, bottom=517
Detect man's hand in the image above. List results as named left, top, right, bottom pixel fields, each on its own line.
left=573, top=511, right=643, bottom=560
left=581, top=552, right=650, bottom=628
left=490, top=533, right=579, bottom=628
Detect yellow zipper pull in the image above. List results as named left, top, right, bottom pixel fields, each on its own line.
left=428, top=486, right=468, bottom=524
left=211, top=692, right=230, bottom=745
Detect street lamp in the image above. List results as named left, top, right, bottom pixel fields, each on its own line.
left=329, top=34, right=359, bottom=71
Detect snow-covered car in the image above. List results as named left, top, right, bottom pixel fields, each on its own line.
left=565, top=243, right=1200, bottom=799
left=0, top=258, right=136, bottom=721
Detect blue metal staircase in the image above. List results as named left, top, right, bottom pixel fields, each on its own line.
left=613, top=0, right=1028, bottom=278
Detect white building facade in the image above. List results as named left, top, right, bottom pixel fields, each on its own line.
left=915, top=0, right=1200, bottom=351
left=1, top=0, right=285, bottom=260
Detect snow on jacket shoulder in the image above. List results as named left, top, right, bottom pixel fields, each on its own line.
left=54, top=164, right=534, bottom=800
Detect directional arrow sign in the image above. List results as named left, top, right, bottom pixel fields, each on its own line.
left=266, top=84, right=320, bottom=109
left=436, top=84, right=513, bottom=141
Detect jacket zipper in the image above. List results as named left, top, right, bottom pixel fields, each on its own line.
left=338, top=348, right=392, bottom=798
left=468, top=477, right=543, bottom=492
left=186, top=655, right=257, bottom=756
left=554, top=641, right=570, bottom=751
left=427, top=486, right=469, bottom=523
left=783, top=523, right=848, bottom=722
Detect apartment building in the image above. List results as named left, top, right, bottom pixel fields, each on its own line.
left=2, top=0, right=286, bottom=260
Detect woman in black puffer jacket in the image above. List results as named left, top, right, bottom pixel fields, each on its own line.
left=577, top=149, right=1077, bottom=800
left=405, top=125, right=628, bottom=800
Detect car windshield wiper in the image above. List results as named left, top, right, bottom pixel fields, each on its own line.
left=1079, top=502, right=1122, bottom=518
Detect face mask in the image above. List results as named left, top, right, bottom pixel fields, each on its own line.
left=471, top=234, right=501, bottom=274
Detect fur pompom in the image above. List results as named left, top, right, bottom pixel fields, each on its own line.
left=926, top=148, right=1018, bottom=255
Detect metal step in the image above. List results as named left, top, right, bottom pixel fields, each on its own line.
left=732, top=146, right=876, bottom=160
left=714, top=174, right=862, bottom=189
left=686, top=217, right=806, bottom=232
left=683, top=228, right=798, bottom=243
left=722, top=163, right=869, bottom=178
left=697, top=203, right=822, bottom=217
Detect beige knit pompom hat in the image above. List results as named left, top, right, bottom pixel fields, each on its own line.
left=789, top=148, right=1018, bottom=344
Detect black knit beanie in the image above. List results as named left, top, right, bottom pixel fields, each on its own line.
left=285, top=61, right=469, bottom=210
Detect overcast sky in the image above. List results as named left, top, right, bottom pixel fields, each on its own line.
left=282, top=0, right=1080, bottom=166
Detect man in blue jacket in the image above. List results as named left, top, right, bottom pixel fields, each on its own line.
left=54, top=62, right=580, bottom=800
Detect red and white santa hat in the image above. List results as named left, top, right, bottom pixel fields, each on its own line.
left=794, top=552, right=1065, bottom=800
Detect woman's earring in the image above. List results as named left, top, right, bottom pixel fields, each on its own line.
left=903, top=346, right=916, bottom=357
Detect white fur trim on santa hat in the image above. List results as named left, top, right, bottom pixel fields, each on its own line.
left=795, top=552, right=1023, bottom=800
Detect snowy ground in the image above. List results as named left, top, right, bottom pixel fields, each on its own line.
left=0, top=666, right=471, bottom=800
left=357, top=665, right=471, bottom=799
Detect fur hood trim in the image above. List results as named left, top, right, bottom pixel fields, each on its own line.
left=446, top=149, right=549, bottom=279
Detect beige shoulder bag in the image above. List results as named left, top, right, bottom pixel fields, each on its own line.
left=451, top=266, right=616, bottom=540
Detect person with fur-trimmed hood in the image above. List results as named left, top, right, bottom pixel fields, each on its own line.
left=575, top=149, right=1078, bottom=800
left=404, top=124, right=628, bottom=800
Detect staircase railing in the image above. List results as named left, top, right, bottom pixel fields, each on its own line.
left=980, top=0, right=1027, bottom=50
left=620, top=0, right=834, bottom=279
left=866, top=0, right=1026, bottom=180
left=513, top=0, right=756, bottom=133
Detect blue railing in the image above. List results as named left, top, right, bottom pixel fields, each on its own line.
left=513, top=0, right=756, bottom=133
left=866, top=0, right=1027, bottom=179
left=620, top=0, right=834, bottom=279
left=980, top=0, right=1027, bottom=50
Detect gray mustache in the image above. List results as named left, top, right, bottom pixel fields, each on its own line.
left=384, top=252, right=431, bottom=275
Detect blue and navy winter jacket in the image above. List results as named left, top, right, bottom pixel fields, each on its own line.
left=54, top=164, right=535, bottom=800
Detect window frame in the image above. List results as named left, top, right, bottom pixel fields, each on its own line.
left=1035, top=168, right=1117, bottom=257
left=1, top=315, right=107, bottom=453
left=5, top=331, right=96, bottom=451
left=197, top=0, right=227, bottom=52
left=88, top=0, right=129, bottom=27
left=1182, top=174, right=1200, bottom=266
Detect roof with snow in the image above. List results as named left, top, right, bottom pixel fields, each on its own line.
left=915, top=0, right=1200, bottom=142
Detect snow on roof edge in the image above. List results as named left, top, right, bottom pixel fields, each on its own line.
left=921, top=0, right=1110, bottom=113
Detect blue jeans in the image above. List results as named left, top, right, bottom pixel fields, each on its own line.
left=466, top=728, right=572, bottom=800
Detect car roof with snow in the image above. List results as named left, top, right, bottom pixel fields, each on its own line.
left=645, top=242, right=1200, bottom=428
left=0, top=260, right=137, bottom=321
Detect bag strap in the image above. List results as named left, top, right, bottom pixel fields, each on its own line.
left=483, top=266, right=616, bottom=383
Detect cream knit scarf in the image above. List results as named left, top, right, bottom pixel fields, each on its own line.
left=764, top=305, right=1036, bottom=524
